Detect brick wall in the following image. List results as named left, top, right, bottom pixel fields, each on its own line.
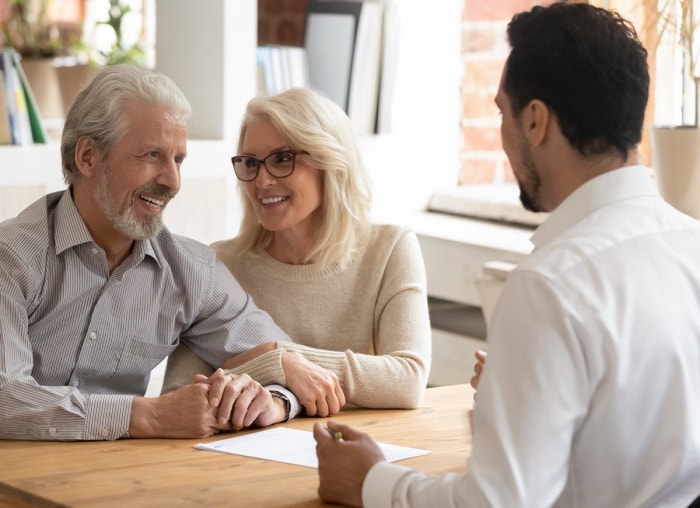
left=460, top=0, right=544, bottom=184
left=257, top=1, right=597, bottom=186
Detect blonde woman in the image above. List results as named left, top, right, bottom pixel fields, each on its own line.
left=164, top=88, right=431, bottom=416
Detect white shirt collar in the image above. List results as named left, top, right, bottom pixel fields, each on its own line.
left=530, top=165, right=658, bottom=249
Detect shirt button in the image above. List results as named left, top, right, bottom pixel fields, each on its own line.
left=48, top=427, right=57, bottom=435
left=91, top=248, right=99, bottom=255
left=101, top=429, right=110, bottom=437
left=89, top=331, right=97, bottom=340
left=71, top=379, right=79, bottom=387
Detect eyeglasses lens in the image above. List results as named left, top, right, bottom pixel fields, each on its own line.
left=232, top=151, right=297, bottom=181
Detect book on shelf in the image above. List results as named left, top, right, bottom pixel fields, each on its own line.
left=304, top=0, right=385, bottom=135
left=286, top=46, right=310, bottom=91
left=346, top=1, right=383, bottom=136
left=0, top=68, right=11, bottom=145
left=1, top=50, right=26, bottom=145
left=376, top=0, right=398, bottom=134
left=12, top=52, right=47, bottom=144
left=257, top=45, right=310, bottom=96
left=0, top=48, right=47, bottom=145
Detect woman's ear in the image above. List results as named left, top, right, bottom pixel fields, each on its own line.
left=74, top=136, right=101, bottom=178
left=521, top=99, right=550, bottom=146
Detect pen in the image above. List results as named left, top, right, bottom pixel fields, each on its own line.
left=326, top=426, right=342, bottom=441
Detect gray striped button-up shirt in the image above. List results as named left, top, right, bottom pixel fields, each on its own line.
left=0, top=190, right=291, bottom=441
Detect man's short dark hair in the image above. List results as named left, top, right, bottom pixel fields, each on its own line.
left=504, top=2, right=649, bottom=159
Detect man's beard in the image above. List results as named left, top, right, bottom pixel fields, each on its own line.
left=517, top=141, right=543, bottom=213
left=95, top=168, right=173, bottom=240
left=519, top=179, right=539, bottom=212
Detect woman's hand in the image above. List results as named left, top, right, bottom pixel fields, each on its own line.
left=281, top=351, right=346, bottom=416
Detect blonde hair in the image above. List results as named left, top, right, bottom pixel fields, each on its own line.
left=234, top=88, right=372, bottom=269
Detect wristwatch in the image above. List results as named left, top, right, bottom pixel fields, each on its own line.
left=270, top=390, right=291, bottom=422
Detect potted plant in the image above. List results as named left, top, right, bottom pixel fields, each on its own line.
left=1, top=0, right=63, bottom=58
left=645, top=0, right=700, bottom=218
left=74, top=0, right=146, bottom=67
left=57, top=0, right=147, bottom=113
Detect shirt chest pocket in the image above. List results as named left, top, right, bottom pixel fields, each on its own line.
left=112, top=337, right=176, bottom=383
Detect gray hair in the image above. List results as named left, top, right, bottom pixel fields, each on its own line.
left=60, top=64, right=192, bottom=185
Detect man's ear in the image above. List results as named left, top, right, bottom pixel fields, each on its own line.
left=521, top=99, right=550, bottom=147
left=74, top=136, right=101, bottom=177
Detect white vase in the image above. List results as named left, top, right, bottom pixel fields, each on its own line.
left=649, top=125, right=700, bottom=219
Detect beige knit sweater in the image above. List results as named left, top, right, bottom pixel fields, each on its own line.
left=163, top=224, right=431, bottom=409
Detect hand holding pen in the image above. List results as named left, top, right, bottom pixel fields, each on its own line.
left=313, top=421, right=386, bottom=507
left=326, top=426, right=343, bottom=441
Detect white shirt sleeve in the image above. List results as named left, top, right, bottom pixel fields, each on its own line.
left=265, top=384, right=301, bottom=419
left=363, top=462, right=415, bottom=507
left=363, top=461, right=496, bottom=508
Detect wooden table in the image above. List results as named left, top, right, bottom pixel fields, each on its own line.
left=0, top=384, right=474, bottom=507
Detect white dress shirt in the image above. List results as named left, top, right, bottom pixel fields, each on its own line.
left=363, top=166, right=700, bottom=507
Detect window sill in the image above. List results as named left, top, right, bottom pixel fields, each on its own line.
left=427, top=183, right=548, bottom=228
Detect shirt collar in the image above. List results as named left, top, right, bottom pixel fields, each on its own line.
left=53, top=189, right=160, bottom=265
left=530, top=165, right=658, bottom=249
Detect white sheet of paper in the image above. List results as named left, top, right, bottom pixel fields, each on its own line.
left=194, top=427, right=430, bottom=468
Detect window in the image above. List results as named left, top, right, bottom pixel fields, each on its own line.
left=80, top=0, right=154, bottom=67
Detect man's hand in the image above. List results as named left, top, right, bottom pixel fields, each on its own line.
left=313, top=421, right=385, bottom=507
left=282, top=351, right=345, bottom=416
left=128, top=369, right=288, bottom=438
left=129, top=382, right=231, bottom=438
left=470, top=349, right=488, bottom=391
left=194, top=368, right=284, bottom=429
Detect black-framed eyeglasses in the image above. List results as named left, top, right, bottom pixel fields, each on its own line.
left=231, top=150, right=307, bottom=182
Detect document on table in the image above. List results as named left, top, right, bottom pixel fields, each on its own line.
left=195, top=427, right=430, bottom=468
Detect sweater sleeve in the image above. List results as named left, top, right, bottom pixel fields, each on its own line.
left=222, top=349, right=286, bottom=386
left=163, top=344, right=287, bottom=392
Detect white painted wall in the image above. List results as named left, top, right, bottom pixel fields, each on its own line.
left=363, top=0, right=463, bottom=224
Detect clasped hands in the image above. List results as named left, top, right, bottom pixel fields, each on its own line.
left=193, top=368, right=284, bottom=429
left=223, top=343, right=346, bottom=417
left=132, top=343, right=348, bottom=439
left=129, top=368, right=286, bottom=438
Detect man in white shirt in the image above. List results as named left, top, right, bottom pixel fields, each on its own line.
left=312, top=2, right=700, bottom=506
